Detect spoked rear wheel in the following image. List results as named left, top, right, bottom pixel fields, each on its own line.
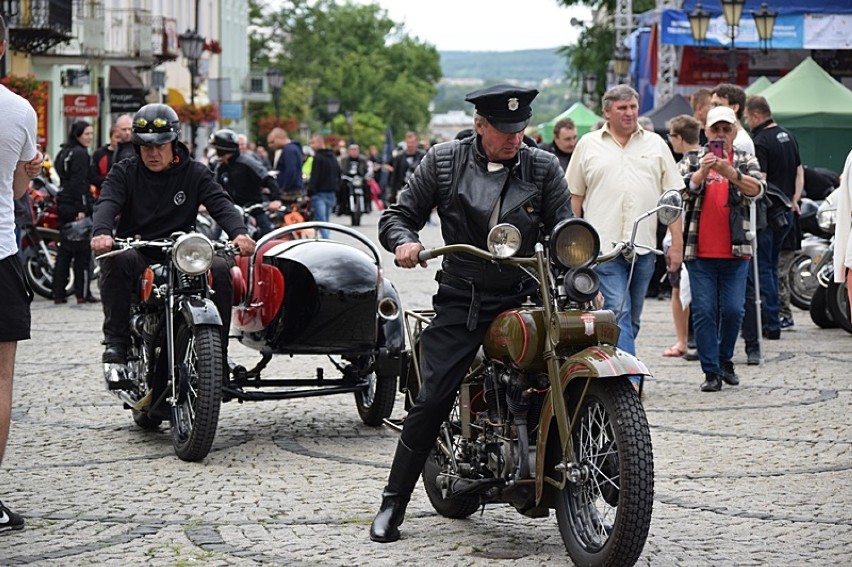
left=128, top=341, right=161, bottom=431
left=554, top=378, right=653, bottom=567
left=422, top=418, right=480, bottom=519
left=170, top=324, right=223, bottom=462
left=24, top=246, right=73, bottom=299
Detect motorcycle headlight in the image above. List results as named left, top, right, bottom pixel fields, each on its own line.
left=563, top=267, right=599, bottom=303
left=816, top=207, right=836, bottom=233
left=487, top=224, right=522, bottom=259
left=172, top=233, right=214, bottom=275
left=550, top=218, right=600, bottom=269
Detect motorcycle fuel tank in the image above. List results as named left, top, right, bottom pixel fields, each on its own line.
left=484, top=308, right=619, bottom=369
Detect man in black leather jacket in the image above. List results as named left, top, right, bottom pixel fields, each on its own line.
left=91, top=105, right=255, bottom=367
left=370, top=84, right=573, bottom=543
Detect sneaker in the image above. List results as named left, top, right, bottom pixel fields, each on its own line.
left=780, top=318, right=796, bottom=331
left=0, top=500, right=24, bottom=532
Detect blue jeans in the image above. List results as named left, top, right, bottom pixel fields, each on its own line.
left=742, top=214, right=792, bottom=348
left=686, top=258, right=749, bottom=376
left=595, top=252, right=656, bottom=356
left=310, top=192, right=336, bottom=239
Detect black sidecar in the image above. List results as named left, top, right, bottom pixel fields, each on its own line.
left=228, top=222, right=406, bottom=425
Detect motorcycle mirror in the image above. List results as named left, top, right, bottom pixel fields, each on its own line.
left=656, top=190, right=683, bottom=226
left=487, top=224, right=522, bottom=259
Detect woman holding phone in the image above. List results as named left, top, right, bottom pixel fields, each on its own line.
left=678, top=106, right=765, bottom=393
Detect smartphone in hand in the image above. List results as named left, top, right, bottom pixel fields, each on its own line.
left=709, top=140, right=724, bottom=157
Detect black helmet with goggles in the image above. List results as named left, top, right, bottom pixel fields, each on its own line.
left=131, top=104, right=181, bottom=146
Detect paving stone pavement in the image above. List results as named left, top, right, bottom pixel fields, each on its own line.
left=1, top=212, right=850, bottom=566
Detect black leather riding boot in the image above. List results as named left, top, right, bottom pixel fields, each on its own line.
left=369, top=439, right=430, bottom=543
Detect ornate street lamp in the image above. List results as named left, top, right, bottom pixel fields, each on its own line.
left=583, top=72, right=599, bottom=108
left=178, top=29, right=205, bottom=156
left=751, top=3, right=777, bottom=54
left=687, top=3, right=711, bottom=45
left=266, top=67, right=285, bottom=120
left=344, top=110, right=354, bottom=143
left=613, top=46, right=632, bottom=82
left=326, top=98, right=340, bottom=117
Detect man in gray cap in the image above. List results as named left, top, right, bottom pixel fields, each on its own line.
left=370, top=84, right=572, bottom=543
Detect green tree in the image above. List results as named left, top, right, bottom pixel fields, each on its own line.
left=556, top=0, right=654, bottom=109
left=248, top=0, right=441, bottom=146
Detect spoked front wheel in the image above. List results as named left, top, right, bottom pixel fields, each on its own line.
left=170, top=324, right=223, bottom=462
left=554, top=377, right=654, bottom=567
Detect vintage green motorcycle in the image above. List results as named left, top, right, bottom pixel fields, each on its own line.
left=396, top=190, right=682, bottom=566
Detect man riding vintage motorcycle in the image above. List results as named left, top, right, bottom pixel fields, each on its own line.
left=370, top=84, right=573, bottom=543
left=91, top=104, right=255, bottom=368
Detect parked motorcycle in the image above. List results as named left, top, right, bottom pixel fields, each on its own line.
left=788, top=168, right=840, bottom=310
left=340, top=174, right=367, bottom=226
left=99, top=232, right=234, bottom=462
left=227, top=222, right=405, bottom=426
left=395, top=191, right=682, bottom=566
left=809, top=187, right=852, bottom=333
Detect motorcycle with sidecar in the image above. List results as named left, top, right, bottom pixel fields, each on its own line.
left=101, top=222, right=404, bottom=462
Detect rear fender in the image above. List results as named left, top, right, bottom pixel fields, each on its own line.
left=177, top=296, right=222, bottom=328
left=533, top=345, right=650, bottom=505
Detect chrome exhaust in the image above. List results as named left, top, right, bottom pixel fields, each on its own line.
left=378, top=297, right=400, bottom=320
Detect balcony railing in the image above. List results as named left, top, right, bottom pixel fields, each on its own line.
left=10, top=0, right=178, bottom=64
left=5, top=0, right=73, bottom=54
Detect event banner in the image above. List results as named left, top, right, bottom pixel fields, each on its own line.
left=661, top=10, right=803, bottom=49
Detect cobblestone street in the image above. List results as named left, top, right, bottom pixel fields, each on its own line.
left=2, top=212, right=850, bottom=566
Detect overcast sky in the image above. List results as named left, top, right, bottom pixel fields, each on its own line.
left=353, top=0, right=592, bottom=52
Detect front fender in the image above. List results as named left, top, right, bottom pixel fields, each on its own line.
left=177, top=296, right=222, bottom=328
left=534, top=345, right=650, bottom=505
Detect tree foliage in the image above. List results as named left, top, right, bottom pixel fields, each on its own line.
left=555, top=0, right=655, bottom=109
left=248, top=0, right=441, bottom=146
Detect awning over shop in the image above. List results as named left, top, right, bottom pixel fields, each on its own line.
left=166, top=88, right=186, bottom=106
left=109, top=66, right=145, bottom=89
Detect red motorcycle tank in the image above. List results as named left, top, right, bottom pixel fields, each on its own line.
left=483, top=308, right=619, bottom=370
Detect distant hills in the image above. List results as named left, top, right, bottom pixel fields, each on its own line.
left=433, top=49, right=579, bottom=124
left=439, top=49, right=568, bottom=84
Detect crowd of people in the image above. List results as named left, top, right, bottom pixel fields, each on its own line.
left=2, top=4, right=850, bottom=537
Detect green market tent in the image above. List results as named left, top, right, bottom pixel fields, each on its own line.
left=758, top=57, right=852, bottom=171
left=536, top=103, right=602, bottom=144
left=745, top=76, right=773, bottom=95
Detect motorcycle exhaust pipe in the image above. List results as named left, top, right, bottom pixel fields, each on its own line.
left=378, top=297, right=400, bottom=320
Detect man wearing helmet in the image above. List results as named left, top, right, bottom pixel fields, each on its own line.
left=209, top=128, right=282, bottom=236
left=90, top=104, right=255, bottom=366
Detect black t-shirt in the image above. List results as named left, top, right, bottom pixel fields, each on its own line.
left=752, top=121, right=801, bottom=199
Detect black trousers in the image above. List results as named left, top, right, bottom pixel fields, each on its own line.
left=99, top=249, right=232, bottom=345
left=400, top=282, right=531, bottom=453
left=53, top=240, right=92, bottom=300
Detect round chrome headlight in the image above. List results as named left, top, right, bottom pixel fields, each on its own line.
left=487, top=223, right=522, bottom=259
left=172, top=233, right=214, bottom=275
left=550, top=218, right=600, bottom=269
